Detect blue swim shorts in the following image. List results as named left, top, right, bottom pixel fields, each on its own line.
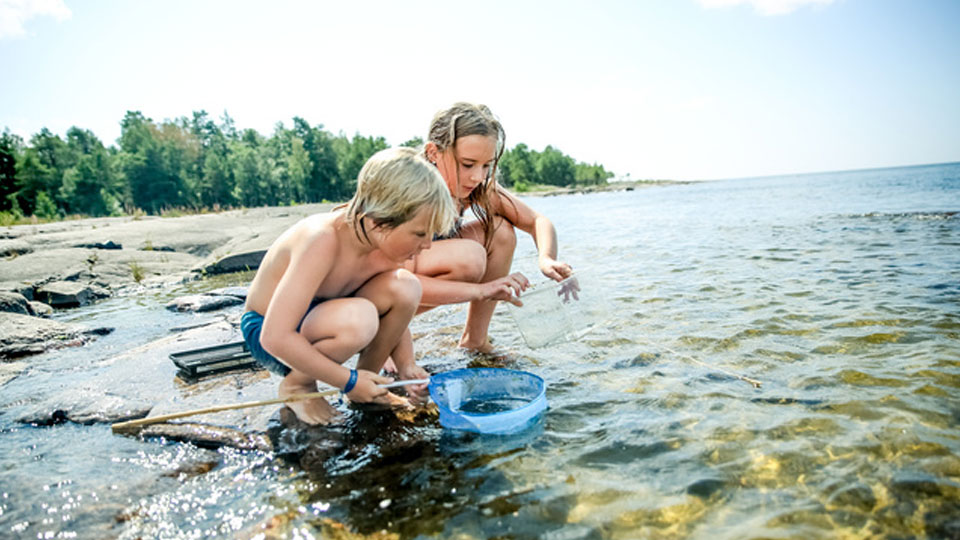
left=240, top=310, right=292, bottom=376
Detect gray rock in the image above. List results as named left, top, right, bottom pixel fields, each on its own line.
left=0, top=291, right=34, bottom=315
left=202, top=250, right=266, bottom=275
left=18, top=394, right=153, bottom=425
left=165, top=294, right=244, bottom=312
left=0, top=281, right=35, bottom=300
left=75, top=240, right=122, bottom=250
left=205, top=286, right=248, bottom=299
left=36, top=280, right=96, bottom=307
left=29, top=301, right=54, bottom=317
left=140, top=423, right=271, bottom=452
left=0, top=239, right=32, bottom=258
left=0, top=312, right=113, bottom=359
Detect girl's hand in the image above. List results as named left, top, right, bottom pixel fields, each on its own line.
left=347, top=369, right=394, bottom=404
left=478, top=272, right=530, bottom=306
left=539, top=256, right=573, bottom=282
left=399, top=364, right=431, bottom=406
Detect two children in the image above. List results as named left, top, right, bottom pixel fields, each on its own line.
left=244, top=103, right=571, bottom=424
left=242, top=147, right=455, bottom=424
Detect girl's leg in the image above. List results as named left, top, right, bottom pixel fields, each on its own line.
left=459, top=217, right=516, bottom=352
left=405, top=238, right=487, bottom=312
left=283, top=298, right=379, bottom=424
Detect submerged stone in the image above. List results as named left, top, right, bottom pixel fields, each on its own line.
left=140, top=422, right=271, bottom=452
left=0, top=312, right=113, bottom=359
left=165, top=294, right=244, bottom=312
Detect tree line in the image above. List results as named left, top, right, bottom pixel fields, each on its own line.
left=0, top=111, right=613, bottom=223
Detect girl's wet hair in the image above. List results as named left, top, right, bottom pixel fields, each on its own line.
left=427, top=102, right=510, bottom=248
left=345, top=147, right=457, bottom=243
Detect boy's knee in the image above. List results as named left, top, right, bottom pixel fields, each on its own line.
left=337, top=299, right=380, bottom=346
left=390, top=269, right=423, bottom=307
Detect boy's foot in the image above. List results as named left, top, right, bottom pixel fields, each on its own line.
left=278, top=379, right=340, bottom=425
left=381, top=356, right=398, bottom=375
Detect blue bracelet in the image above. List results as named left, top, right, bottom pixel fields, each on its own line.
left=343, top=369, right=358, bottom=394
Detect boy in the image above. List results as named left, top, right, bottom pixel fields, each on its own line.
left=241, top=147, right=456, bottom=424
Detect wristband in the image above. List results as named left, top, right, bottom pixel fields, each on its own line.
left=342, top=369, right=358, bottom=394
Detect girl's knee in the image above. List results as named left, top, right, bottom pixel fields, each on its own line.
left=455, top=242, right=488, bottom=282
left=491, top=218, right=517, bottom=252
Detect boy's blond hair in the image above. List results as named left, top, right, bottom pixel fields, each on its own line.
left=346, top=146, right=457, bottom=242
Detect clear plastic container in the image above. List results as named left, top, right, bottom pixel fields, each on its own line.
left=506, top=270, right=603, bottom=348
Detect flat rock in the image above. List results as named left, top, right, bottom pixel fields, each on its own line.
left=0, top=291, right=34, bottom=315
left=0, top=312, right=113, bottom=360
left=35, top=280, right=106, bottom=308
left=202, top=250, right=266, bottom=275
left=205, top=286, right=248, bottom=299
left=0, top=239, right=32, bottom=257
left=165, top=294, right=244, bottom=312
left=140, top=423, right=272, bottom=452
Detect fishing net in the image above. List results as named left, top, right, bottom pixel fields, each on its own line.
left=428, top=368, right=547, bottom=435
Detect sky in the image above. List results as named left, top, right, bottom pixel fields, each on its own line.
left=1, top=0, right=958, bottom=181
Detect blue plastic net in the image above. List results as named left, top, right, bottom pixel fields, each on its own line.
left=428, top=368, right=548, bottom=435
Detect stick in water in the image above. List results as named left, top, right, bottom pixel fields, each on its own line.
left=110, top=389, right=340, bottom=434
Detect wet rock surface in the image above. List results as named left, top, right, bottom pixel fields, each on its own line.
left=165, top=293, right=244, bottom=312
left=0, top=311, right=114, bottom=359
left=0, top=203, right=334, bottom=358
left=0, top=291, right=34, bottom=315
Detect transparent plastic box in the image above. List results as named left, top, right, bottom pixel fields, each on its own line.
left=506, top=270, right=603, bottom=348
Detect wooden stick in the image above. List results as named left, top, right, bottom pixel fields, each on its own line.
left=111, top=389, right=340, bottom=434
left=636, top=338, right=763, bottom=389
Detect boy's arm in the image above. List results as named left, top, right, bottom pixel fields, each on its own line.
left=259, top=233, right=358, bottom=390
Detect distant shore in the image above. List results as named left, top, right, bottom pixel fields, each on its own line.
left=515, top=179, right=688, bottom=197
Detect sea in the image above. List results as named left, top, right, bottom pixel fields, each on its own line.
left=1, top=162, right=958, bottom=539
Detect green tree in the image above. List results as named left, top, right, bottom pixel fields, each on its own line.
left=33, top=191, right=58, bottom=219
left=498, top=143, right=535, bottom=188
left=535, top=145, right=576, bottom=186
left=400, top=136, right=423, bottom=148
left=0, top=130, right=22, bottom=212
left=292, top=117, right=339, bottom=202
left=574, top=162, right=613, bottom=185
left=333, top=133, right=388, bottom=197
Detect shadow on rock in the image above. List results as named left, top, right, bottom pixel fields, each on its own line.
left=266, top=403, right=545, bottom=538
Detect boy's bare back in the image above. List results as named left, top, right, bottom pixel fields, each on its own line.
left=246, top=211, right=400, bottom=317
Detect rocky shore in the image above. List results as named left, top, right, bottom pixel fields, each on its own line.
left=0, top=200, right=474, bottom=462
left=0, top=203, right=336, bottom=358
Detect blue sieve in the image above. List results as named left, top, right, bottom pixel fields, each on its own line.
left=381, top=368, right=548, bottom=434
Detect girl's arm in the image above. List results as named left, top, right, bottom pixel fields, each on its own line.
left=495, top=187, right=573, bottom=281
left=417, top=272, right=527, bottom=307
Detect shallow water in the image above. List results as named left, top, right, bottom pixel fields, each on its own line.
left=2, top=163, right=959, bottom=539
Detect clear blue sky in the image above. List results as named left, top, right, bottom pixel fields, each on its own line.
left=1, top=0, right=958, bottom=180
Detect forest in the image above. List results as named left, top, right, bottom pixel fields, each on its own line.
left=0, top=111, right=614, bottom=223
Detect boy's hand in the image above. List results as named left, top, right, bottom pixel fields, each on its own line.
left=347, top=369, right=395, bottom=404
left=399, top=364, right=431, bottom=406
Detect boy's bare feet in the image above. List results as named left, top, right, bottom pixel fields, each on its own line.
left=381, top=356, right=398, bottom=375
left=278, top=377, right=340, bottom=425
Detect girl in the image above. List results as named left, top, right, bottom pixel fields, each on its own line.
left=242, top=147, right=457, bottom=424
left=408, top=102, right=573, bottom=353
